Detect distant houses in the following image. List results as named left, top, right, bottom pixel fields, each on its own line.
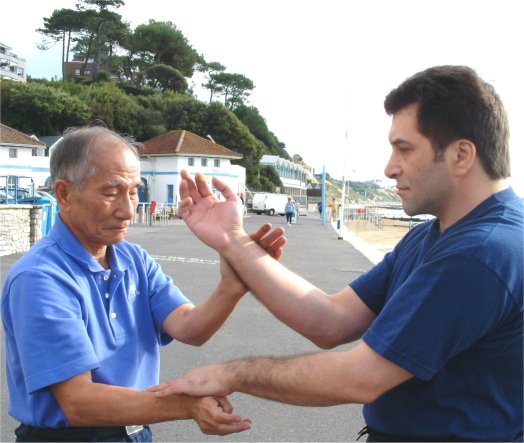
left=0, top=124, right=48, bottom=188
left=0, top=124, right=246, bottom=205
left=140, top=129, right=245, bottom=205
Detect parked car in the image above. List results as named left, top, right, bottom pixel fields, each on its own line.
left=0, top=186, right=32, bottom=204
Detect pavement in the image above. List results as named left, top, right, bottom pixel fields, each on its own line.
left=0, top=212, right=375, bottom=442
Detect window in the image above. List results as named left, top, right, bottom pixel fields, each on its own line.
left=188, top=157, right=194, bottom=166
left=9, top=148, right=17, bottom=158
left=201, top=158, right=207, bottom=167
left=214, top=159, right=220, bottom=168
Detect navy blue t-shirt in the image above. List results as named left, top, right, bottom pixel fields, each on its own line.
left=351, top=188, right=523, bottom=441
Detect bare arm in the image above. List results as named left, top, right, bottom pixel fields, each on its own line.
left=52, top=372, right=251, bottom=435
left=178, top=171, right=375, bottom=347
left=162, top=223, right=287, bottom=345
left=149, top=342, right=413, bottom=406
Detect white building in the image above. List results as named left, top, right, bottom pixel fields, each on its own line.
left=140, top=130, right=245, bottom=205
left=0, top=42, right=26, bottom=82
left=259, top=155, right=309, bottom=204
left=0, top=124, right=48, bottom=189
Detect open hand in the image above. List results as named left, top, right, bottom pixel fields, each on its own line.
left=189, top=395, right=251, bottom=435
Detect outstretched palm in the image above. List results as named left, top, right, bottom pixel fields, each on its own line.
left=179, top=170, right=245, bottom=252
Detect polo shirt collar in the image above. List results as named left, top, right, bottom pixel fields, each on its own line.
left=50, top=216, right=132, bottom=273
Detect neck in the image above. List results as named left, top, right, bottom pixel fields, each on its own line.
left=439, top=178, right=508, bottom=231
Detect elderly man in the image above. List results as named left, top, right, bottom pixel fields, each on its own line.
left=2, top=126, right=285, bottom=442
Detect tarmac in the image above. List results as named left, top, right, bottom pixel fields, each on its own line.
left=0, top=212, right=377, bottom=442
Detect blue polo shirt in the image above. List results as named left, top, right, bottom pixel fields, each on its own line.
left=351, top=188, right=523, bottom=441
left=2, top=216, right=190, bottom=427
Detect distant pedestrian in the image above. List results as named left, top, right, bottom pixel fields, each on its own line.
left=330, top=197, right=339, bottom=222
left=285, top=197, right=294, bottom=225
left=317, top=201, right=323, bottom=218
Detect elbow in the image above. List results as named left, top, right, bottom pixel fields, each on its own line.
left=61, top=404, right=93, bottom=427
left=310, top=336, right=339, bottom=350
left=176, top=333, right=210, bottom=347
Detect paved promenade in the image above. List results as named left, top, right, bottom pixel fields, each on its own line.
left=1, top=213, right=376, bottom=442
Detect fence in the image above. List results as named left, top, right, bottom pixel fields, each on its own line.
left=133, top=202, right=179, bottom=226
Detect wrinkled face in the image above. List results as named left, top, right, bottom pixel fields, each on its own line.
left=61, top=138, right=141, bottom=256
left=384, top=104, right=454, bottom=217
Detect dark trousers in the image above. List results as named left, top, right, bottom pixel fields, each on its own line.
left=286, top=212, right=293, bottom=223
left=15, top=424, right=152, bottom=442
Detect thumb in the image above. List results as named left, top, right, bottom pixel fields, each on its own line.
left=147, top=380, right=185, bottom=397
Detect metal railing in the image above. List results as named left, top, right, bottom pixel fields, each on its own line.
left=133, top=203, right=179, bottom=225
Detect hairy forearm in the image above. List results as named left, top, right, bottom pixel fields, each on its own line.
left=223, top=351, right=374, bottom=406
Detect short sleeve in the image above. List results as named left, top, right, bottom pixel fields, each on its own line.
left=362, top=255, right=511, bottom=380
left=6, top=271, right=99, bottom=393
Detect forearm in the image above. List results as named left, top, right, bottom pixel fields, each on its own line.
left=222, top=344, right=412, bottom=407
left=164, top=280, right=245, bottom=345
left=224, top=351, right=371, bottom=406
left=53, top=381, right=196, bottom=426
left=222, top=234, right=342, bottom=345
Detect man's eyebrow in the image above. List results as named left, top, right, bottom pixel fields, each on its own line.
left=103, top=179, right=141, bottom=187
left=390, top=137, right=412, bottom=146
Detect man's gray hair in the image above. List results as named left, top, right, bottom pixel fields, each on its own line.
left=50, top=126, right=140, bottom=190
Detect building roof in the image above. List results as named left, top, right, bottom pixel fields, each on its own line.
left=141, top=129, right=242, bottom=159
left=0, top=124, right=46, bottom=147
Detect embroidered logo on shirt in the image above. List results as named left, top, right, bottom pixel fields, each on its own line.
left=127, top=284, right=137, bottom=302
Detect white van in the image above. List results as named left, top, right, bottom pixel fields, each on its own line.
left=252, top=192, right=289, bottom=216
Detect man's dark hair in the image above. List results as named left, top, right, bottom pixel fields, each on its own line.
left=50, top=125, right=140, bottom=190
left=384, top=65, right=510, bottom=178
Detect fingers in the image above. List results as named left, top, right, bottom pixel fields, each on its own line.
left=194, top=173, right=213, bottom=199
left=147, top=380, right=182, bottom=397
left=197, top=397, right=252, bottom=436
left=249, top=223, right=272, bottom=242
left=216, top=396, right=233, bottom=413
left=249, top=224, right=287, bottom=259
left=212, top=176, right=239, bottom=202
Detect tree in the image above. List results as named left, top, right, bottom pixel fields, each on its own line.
left=200, top=61, right=226, bottom=103
left=0, top=80, right=91, bottom=134
left=210, top=72, right=254, bottom=109
left=75, top=2, right=126, bottom=80
left=145, top=64, right=188, bottom=92
left=234, top=105, right=290, bottom=159
left=127, top=20, right=199, bottom=80
left=39, top=1, right=126, bottom=81
left=37, top=8, right=85, bottom=80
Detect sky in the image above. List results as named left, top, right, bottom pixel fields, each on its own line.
left=2, top=0, right=523, bottom=195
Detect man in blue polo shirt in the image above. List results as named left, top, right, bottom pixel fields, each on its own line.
left=1, top=126, right=285, bottom=442
left=149, top=66, right=523, bottom=442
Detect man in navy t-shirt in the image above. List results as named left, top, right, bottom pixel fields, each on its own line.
left=149, top=66, right=523, bottom=442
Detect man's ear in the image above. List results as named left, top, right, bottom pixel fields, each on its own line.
left=54, top=179, right=75, bottom=212
left=450, top=139, right=476, bottom=177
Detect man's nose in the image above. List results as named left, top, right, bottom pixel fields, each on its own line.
left=116, top=194, right=136, bottom=219
left=384, top=153, right=400, bottom=179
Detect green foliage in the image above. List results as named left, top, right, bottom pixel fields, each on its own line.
left=233, top=105, right=290, bottom=159
left=79, top=82, right=149, bottom=138
left=0, top=80, right=90, bottom=134
left=145, top=64, right=188, bottom=92
left=208, top=72, right=254, bottom=109
left=129, top=20, right=198, bottom=78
